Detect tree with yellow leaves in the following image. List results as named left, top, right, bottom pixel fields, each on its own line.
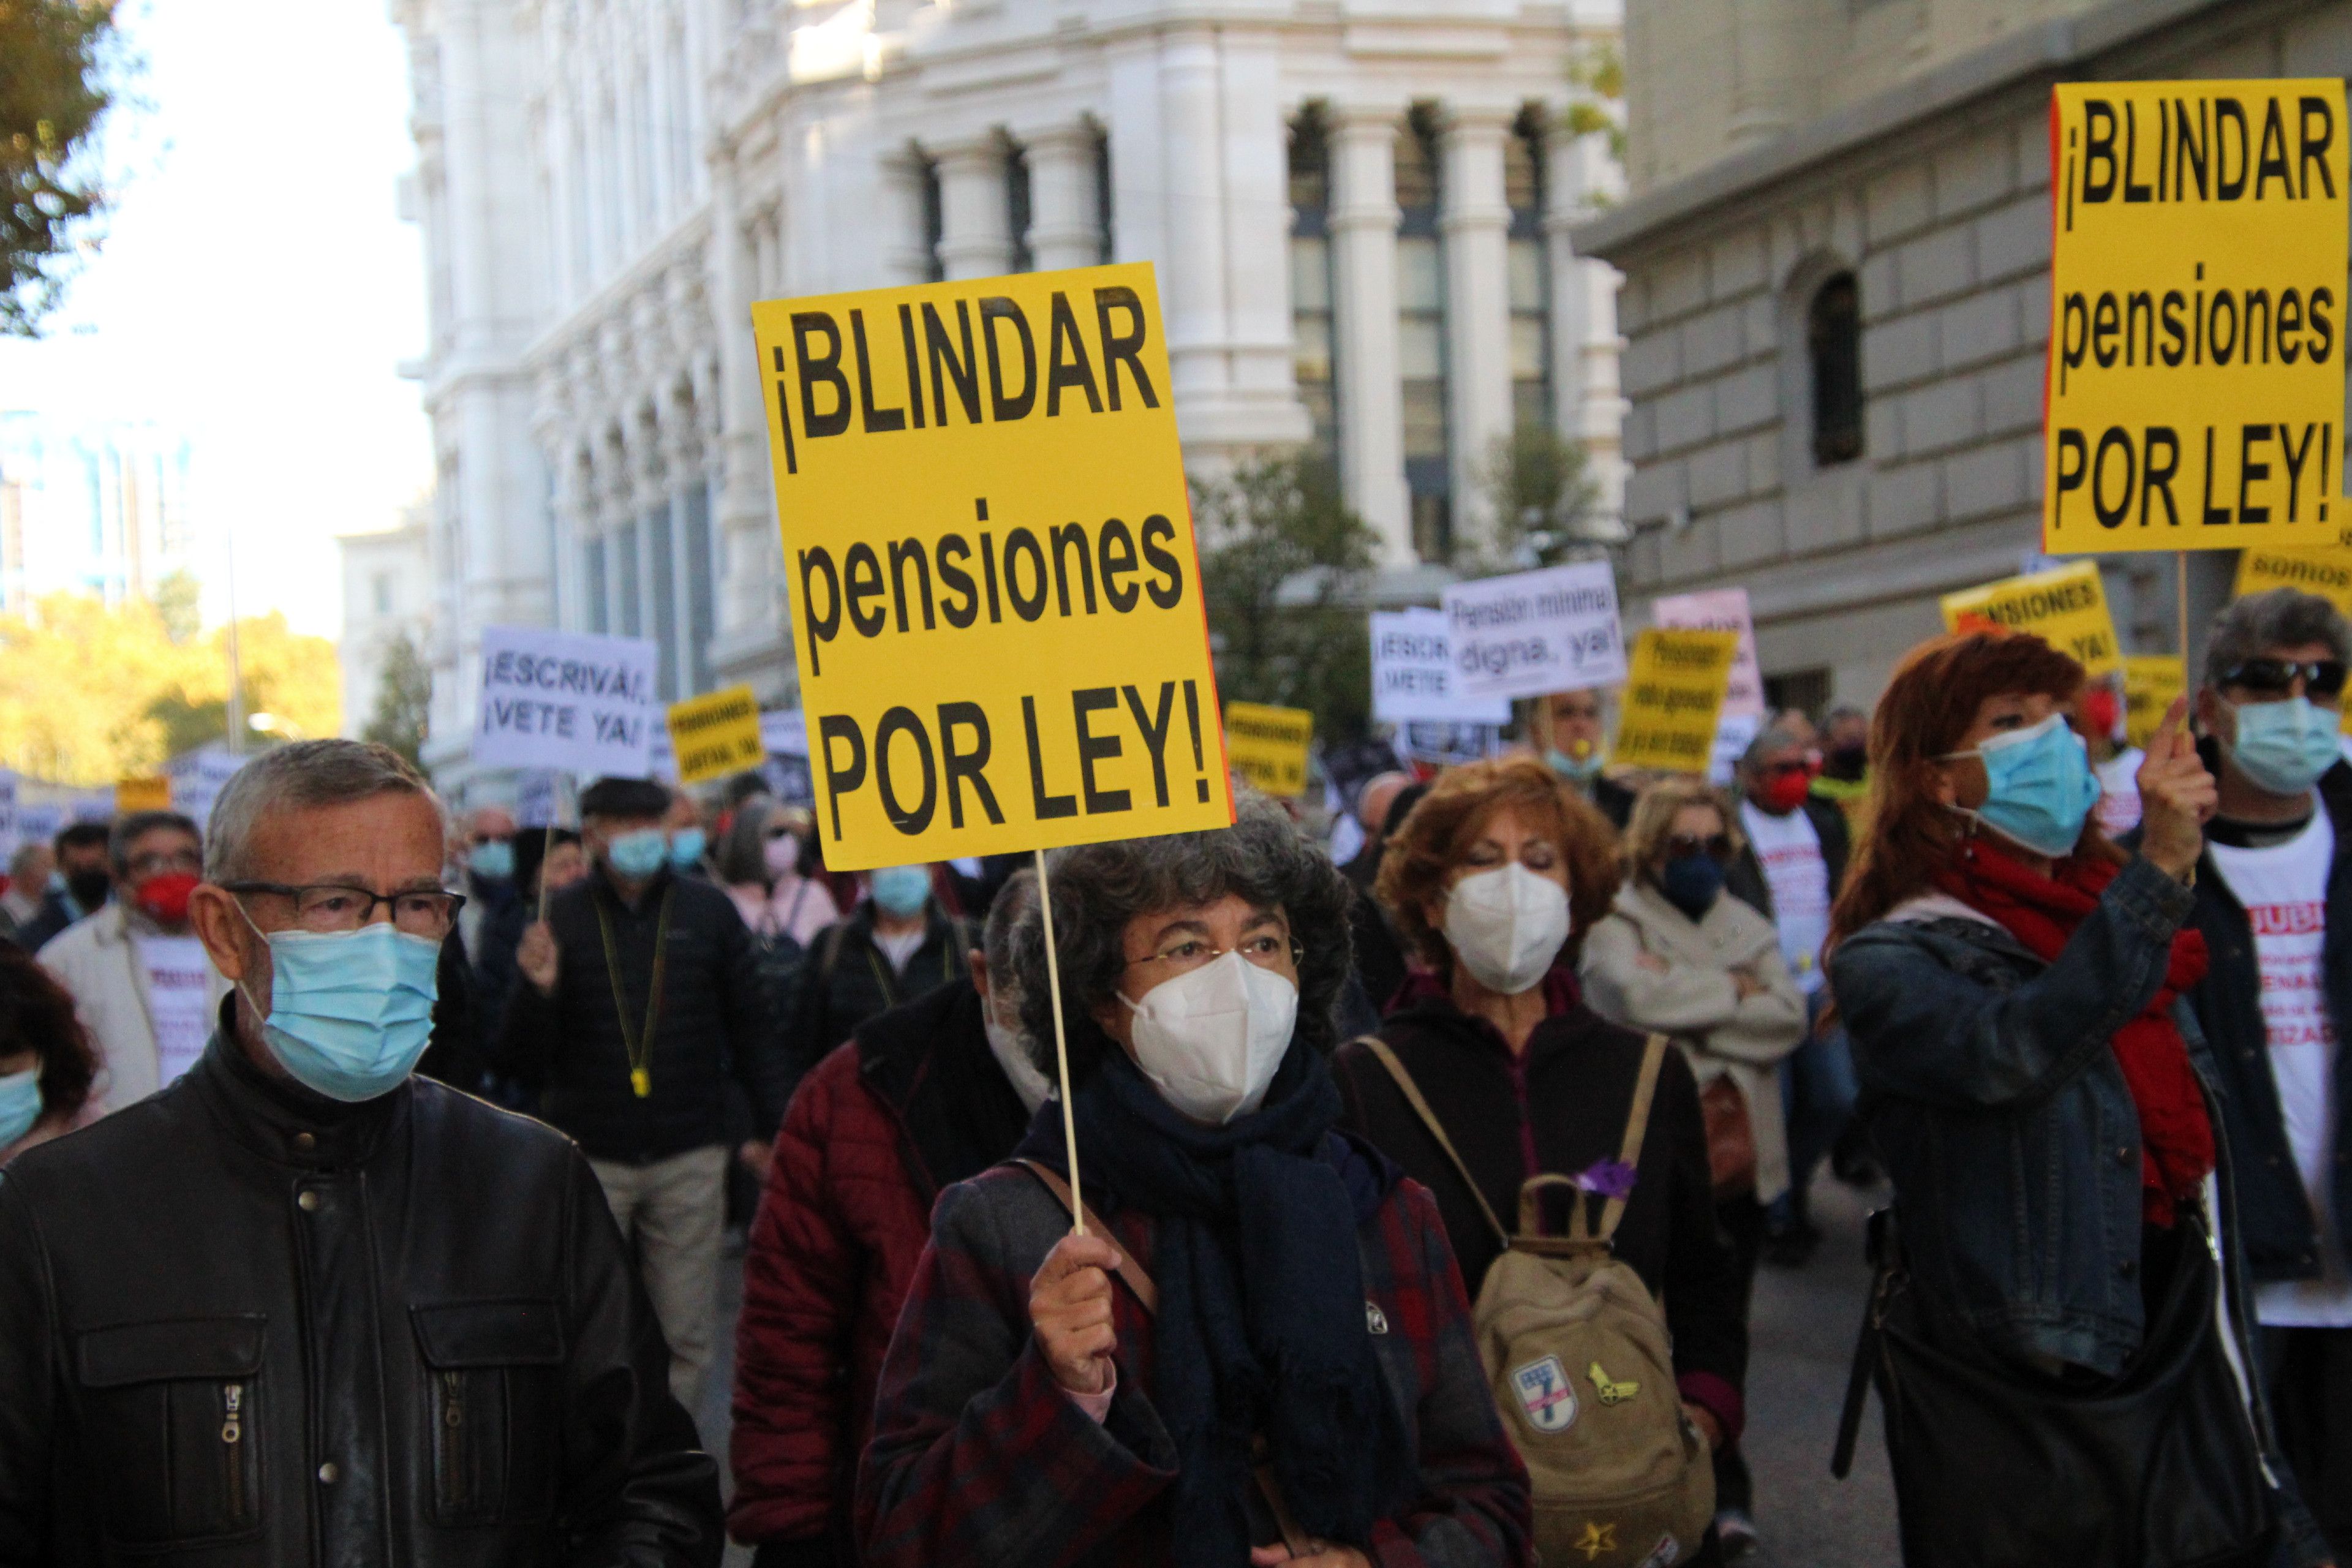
left=0, top=593, right=341, bottom=785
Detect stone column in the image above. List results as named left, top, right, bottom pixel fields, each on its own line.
left=1156, top=30, right=1228, bottom=405
left=878, top=146, right=933, bottom=284
left=1544, top=121, right=1625, bottom=518
left=1441, top=105, right=1515, bottom=554
left=1023, top=119, right=1101, bottom=273
left=1328, top=103, right=1410, bottom=561
left=706, top=147, right=778, bottom=649
left=1730, top=0, right=1800, bottom=147
left=932, top=134, right=1013, bottom=281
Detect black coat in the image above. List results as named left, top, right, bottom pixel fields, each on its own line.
left=1332, top=993, right=1748, bottom=1406
left=0, top=1028, right=722, bottom=1564
left=495, top=866, right=784, bottom=1163
left=782, top=902, right=970, bottom=1088
left=11, top=889, right=81, bottom=954
left=1725, top=796, right=1850, bottom=921
left=2178, top=762, right=2352, bottom=1285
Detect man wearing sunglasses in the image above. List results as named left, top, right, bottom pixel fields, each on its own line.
left=2172, top=588, right=2352, bottom=1559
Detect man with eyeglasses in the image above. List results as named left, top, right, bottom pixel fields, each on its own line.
left=36, top=810, right=228, bottom=1115
left=1532, top=686, right=1637, bottom=829
left=0, top=739, right=723, bottom=1564
left=2171, top=588, right=2352, bottom=1559
left=1725, top=725, right=1858, bottom=1268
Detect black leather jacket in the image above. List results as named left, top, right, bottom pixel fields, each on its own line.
left=0, top=1025, right=723, bottom=1566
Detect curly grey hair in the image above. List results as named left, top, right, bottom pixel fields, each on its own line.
left=2204, top=587, right=2351, bottom=689
left=1010, top=793, right=1354, bottom=1090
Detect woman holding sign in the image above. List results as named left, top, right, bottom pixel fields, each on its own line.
left=1823, top=631, right=2329, bottom=1568
left=857, top=798, right=1530, bottom=1568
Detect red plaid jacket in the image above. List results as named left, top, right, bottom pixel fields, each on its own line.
left=856, top=1158, right=1531, bottom=1568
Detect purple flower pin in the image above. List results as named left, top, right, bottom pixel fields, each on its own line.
left=1575, top=1159, right=1637, bottom=1200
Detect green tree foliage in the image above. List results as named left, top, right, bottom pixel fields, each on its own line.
left=1468, top=422, right=1600, bottom=574
left=1562, top=40, right=1626, bottom=168
left=1193, top=453, right=1380, bottom=747
left=153, top=567, right=199, bottom=643
left=2, top=0, right=119, bottom=336
left=361, top=631, right=432, bottom=767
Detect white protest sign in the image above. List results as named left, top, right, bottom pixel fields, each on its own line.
left=472, top=627, right=661, bottom=778
left=1652, top=588, right=1764, bottom=719
left=14, top=801, right=61, bottom=849
left=168, top=746, right=243, bottom=831
left=515, top=770, right=560, bottom=829
left=1708, top=712, right=1762, bottom=788
left=759, top=710, right=809, bottom=760
left=1370, top=609, right=1512, bottom=723
left=1443, top=560, right=1626, bottom=702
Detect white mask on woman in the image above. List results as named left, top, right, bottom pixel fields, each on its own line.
left=1443, top=863, right=1572, bottom=996
left=1121, top=951, right=1298, bottom=1124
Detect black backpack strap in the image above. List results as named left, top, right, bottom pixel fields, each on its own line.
left=1832, top=1207, right=1899, bottom=1480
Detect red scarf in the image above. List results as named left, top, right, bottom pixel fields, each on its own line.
left=1932, top=838, right=2214, bottom=1226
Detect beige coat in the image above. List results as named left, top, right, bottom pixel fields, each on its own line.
left=1578, top=880, right=1809, bottom=1204
left=37, top=904, right=231, bottom=1116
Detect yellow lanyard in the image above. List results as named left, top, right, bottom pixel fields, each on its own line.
left=593, top=885, right=674, bottom=1098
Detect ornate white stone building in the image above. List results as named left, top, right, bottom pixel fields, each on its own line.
left=392, top=0, right=1628, bottom=775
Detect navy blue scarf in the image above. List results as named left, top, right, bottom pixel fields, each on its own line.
left=1017, top=1043, right=1417, bottom=1566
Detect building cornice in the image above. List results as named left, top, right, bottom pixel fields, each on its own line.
left=1574, top=0, right=2290, bottom=264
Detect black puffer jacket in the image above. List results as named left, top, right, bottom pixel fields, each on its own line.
left=0, top=1027, right=722, bottom=1564
left=496, top=866, right=785, bottom=1163
left=782, top=902, right=970, bottom=1088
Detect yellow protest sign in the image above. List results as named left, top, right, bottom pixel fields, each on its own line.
left=1612, top=628, right=1737, bottom=772
left=2122, top=655, right=2187, bottom=749
left=115, top=776, right=171, bottom=813
left=2045, top=81, right=2350, bottom=554
left=752, top=263, right=1232, bottom=869
left=666, top=685, right=766, bottom=786
left=1223, top=703, right=1313, bottom=798
left=2234, top=545, right=2352, bottom=616
left=1939, top=561, right=2122, bottom=677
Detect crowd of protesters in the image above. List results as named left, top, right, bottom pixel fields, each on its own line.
left=0, top=590, right=2348, bottom=1567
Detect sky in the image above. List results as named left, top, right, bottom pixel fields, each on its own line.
left=0, top=0, right=431, bottom=641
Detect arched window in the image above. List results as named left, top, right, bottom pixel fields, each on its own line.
left=1288, top=106, right=1339, bottom=469
left=1809, top=273, right=1863, bottom=467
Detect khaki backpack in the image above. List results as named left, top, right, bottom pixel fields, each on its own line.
left=1361, top=1033, right=1716, bottom=1568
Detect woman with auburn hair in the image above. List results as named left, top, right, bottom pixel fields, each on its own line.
left=1332, top=755, right=1746, bottom=1563
left=0, top=942, right=99, bottom=1163
left=1823, top=631, right=2328, bottom=1568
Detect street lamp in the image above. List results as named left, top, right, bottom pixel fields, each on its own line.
left=247, top=712, right=302, bottom=741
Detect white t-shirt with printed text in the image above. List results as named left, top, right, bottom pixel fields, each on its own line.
left=2207, top=810, right=2352, bottom=1327
left=2093, top=748, right=2145, bottom=839
left=136, top=933, right=216, bottom=1091
left=1738, top=801, right=1831, bottom=996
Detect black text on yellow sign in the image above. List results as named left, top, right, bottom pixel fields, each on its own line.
left=1612, top=628, right=1738, bottom=773
left=2045, top=81, right=2350, bottom=554
left=1223, top=703, right=1314, bottom=799
left=752, top=263, right=1234, bottom=870
left=666, top=685, right=766, bottom=787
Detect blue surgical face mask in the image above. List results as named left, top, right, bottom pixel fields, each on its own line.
left=668, top=827, right=707, bottom=870
left=869, top=865, right=931, bottom=918
left=2226, top=696, right=2342, bottom=796
left=0, top=1066, right=43, bottom=1150
left=606, top=829, right=669, bottom=880
left=1657, top=853, right=1724, bottom=921
left=238, top=916, right=440, bottom=1102
left=1946, top=712, right=2102, bottom=858
left=468, top=840, right=514, bottom=882
left=1546, top=746, right=1605, bottom=783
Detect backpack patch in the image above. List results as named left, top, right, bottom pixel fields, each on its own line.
left=1510, top=1354, right=1580, bottom=1433
left=1635, top=1533, right=1683, bottom=1567
left=1588, top=1360, right=1640, bottom=1405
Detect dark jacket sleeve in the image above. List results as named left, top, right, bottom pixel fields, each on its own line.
left=1812, top=799, right=1852, bottom=894
left=0, top=1176, right=56, bottom=1559
left=1651, top=1049, right=1748, bottom=1441
left=712, top=895, right=790, bottom=1138
left=857, top=1181, right=1178, bottom=1568
left=489, top=900, right=567, bottom=1085
left=1826, top=854, right=2195, bottom=1111
left=554, top=1146, right=725, bottom=1562
left=728, top=1047, right=860, bottom=1550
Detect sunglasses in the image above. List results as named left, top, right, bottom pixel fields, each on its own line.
left=2222, top=658, right=2348, bottom=700
left=1665, top=833, right=1735, bottom=864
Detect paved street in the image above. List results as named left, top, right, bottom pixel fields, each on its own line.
left=696, top=1169, right=1905, bottom=1568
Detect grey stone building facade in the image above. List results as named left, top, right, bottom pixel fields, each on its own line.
left=1580, top=0, right=2352, bottom=707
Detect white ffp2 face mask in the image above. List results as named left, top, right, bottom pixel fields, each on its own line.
left=1121, top=951, right=1298, bottom=1125
left=983, top=1003, right=1055, bottom=1115
left=1443, top=863, right=1572, bottom=996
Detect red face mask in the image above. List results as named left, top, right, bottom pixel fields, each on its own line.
left=1758, top=771, right=1812, bottom=814
left=133, top=872, right=199, bottom=925
left=2080, top=688, right=2122, bottom=740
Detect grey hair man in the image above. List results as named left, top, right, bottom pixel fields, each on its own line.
left=0, top=739, right=722, bottom=1564
left=2173, top=588, right=2352, bottom=1558
left=36, top=809, right=221, bottom=1114
left=0, top=840, right=52, bottom=938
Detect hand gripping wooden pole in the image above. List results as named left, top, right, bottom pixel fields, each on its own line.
left=1033, top=846, right=1086, bottom=1236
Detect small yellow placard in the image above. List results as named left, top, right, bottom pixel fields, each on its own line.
left=2044, top=80, right=2351, bottom=554
left=2234, top=546, right=2352, bottom=616
left=115, top=777, right=172, bottom=813
left=666, top=685, right=766, bottom=786
left=1223, top=703, right=1314, bottom=799
left=2122, top=655, right=2188, bottom=750
left=1940, top=561, right=2123, bottom=677
left=751, top=263, right=1232, bottom=870
left=1612, top=628, right=1738, bottom=773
